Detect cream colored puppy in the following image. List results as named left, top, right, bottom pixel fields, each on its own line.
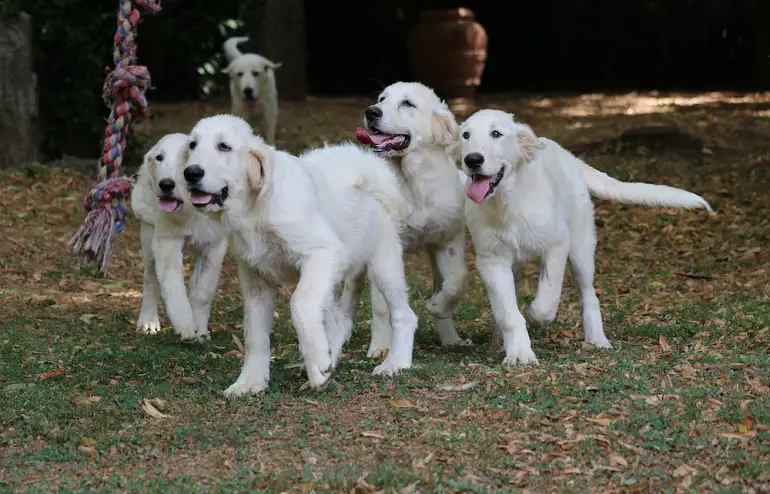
left=131, top=133, right=228, bottom=342
left=222, top=37, right=282, bottom=145
left=354, top=82, right=470, bottom=356
left=183, top=115, right=417, bottom=397
left=458, top=109, right=713, bottom=365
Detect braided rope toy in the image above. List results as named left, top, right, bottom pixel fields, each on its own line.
left=69, top=0, right=161, bottom=274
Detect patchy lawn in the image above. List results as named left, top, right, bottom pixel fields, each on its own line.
left=2, top=92, right=769, bottom=493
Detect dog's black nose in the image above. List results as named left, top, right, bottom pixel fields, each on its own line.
left=364, top=105, right=382, bottom=122
left=184, top=165, right=205, bottom=183
left=464, top=153, right=485, bottom=170
left=243, top=87, right=255, bottom=99
left=158, top=178, right=175, bottom=192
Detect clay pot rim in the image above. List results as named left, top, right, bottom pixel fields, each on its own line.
left=418, top=7, right=476, bottom=21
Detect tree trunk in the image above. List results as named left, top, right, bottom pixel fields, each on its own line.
left=259, top=0, right=307, bottom=100
left=0, top=13, right=38, bottom=168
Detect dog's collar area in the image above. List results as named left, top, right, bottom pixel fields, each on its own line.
left=190, top=187, right=229, bottom=208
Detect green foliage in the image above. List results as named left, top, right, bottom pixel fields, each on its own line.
left=3, top=0, right=242, bottom=160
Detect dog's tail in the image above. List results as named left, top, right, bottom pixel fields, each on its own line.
left=223, top=36, right=249, bottom=62
left=356, top=175, right=410, bottom=233
left=580, top=162, right=713, bottom=214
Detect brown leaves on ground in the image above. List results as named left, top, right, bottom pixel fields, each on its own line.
left=139, top=398, right=171, bottom=419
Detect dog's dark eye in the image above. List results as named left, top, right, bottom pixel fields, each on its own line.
left=462, top=131, right=470, bottom=139
left=491, top=130, right=503, bottom=139
left=252, top=71, right=260, bottom=77
left=218, top=142, right=232, bottom=152
left=155, top=154, right=164, bottom=162
left=377, top=95, right=385, bottom=103
left=236, top=72, right=244, bottom=77
left=401, top=100, right=416, bottom=108
left=189, top=141, right=197, bottom=150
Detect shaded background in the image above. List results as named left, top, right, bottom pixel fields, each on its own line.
left=2, top=0, right=768, bottom=160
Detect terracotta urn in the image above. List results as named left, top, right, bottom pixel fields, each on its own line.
left=407, top=8, right=488, bottom=108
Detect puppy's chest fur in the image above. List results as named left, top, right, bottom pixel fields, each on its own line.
left=228, top=220, right=300, bottom=286
left=157, top=209, right=223, bottom=248
left=398, top=159, right=465, bottom=250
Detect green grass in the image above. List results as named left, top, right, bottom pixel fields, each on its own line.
left=2, top=290, right=769, bottom=492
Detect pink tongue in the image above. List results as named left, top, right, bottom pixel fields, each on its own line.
left=191, top=192, right=213, bottom=205
left=157, top=198, right=178, bottom=212
left=466, top=176, right=494, bottom=204
left=355, top=127, right=401, bottom=147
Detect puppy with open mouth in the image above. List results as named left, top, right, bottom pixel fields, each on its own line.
left=351, top=82, right=471, bottom=358
left=131, top=133, right=229, bottom=343
left=458, top=109, right=714, bottom=366
left=183, top=114, right=417, bottom=397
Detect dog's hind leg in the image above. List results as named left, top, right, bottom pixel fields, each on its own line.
left=369, top=222, right=418, bottom=376
left=153, top=236, right=199, bottom=342
left=368, top=286, right=393, bottom=358
left=188, top=239, right=228, bottom=341
left=137, top=222, right=161, bottom=334
left=568, top=220, right=612, bottom=348
left=526, top=243, right=570, bottom=328
left=291, top=249, right=339, bottom=390
left=327, top=266, right=366, bottom=366
left=426, top=230, right=471, bottom=347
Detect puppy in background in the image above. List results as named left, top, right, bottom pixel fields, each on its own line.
left=222, top=36, right=282, bottom=145
left=131, top=133, right=229, bottom=343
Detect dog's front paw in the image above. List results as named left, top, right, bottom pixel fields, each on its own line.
left=177, top=327, right=206, bottom=344
left=224, top=375, right=268, bottom=398
left=367, top=342, right=390, bottom=359
left=503, top=344, right=539, bottom=366
left=585, top=335, right=613, bottom=349
left=441, top=336, right=472, bottom=348
left=304, top=355, right=333, bottom=390
left=137, top=317, right=161, bottom=335
left=372, top=356, right=411, bottom=376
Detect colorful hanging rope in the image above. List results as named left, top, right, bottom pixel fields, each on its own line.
left=69, top=0, right=161, bottom=274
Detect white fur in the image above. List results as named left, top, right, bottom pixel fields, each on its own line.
left=222, top=37, right=282, bottom=145
left=350, top=82, right=471, bottom=357
left=183, top=115, right=417, bottom=397
left=131, top=133, right=229, bottom=342
left=458, top=109, right=714, bottom=365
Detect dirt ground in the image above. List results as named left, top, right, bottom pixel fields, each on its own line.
left=1, top=91, right=769, bottom=493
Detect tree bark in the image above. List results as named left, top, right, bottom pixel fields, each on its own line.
left=258, top=0, right=307, bottom=101
left=0, top=12, right=38, bottom=168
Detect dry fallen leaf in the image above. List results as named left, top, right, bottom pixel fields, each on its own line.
left=609, top=453, right=628, bottom=468
left=36, top=368, right=67, bottom=380
left=78, top=445, right=96, bottom=457
left=717, top=430, right=757, bottom=440
left=586, top=416, right=613, bottom=427
left=658, top=335, right=672, bottom=352
left=629, top=393, right=661, bottom=406
left=435, top=381, right=478, bottom=392
left=672, top=464, right=697, bottom=478
left=361, top=431, right=385, bottom=439
left=388, top=397, right=417, bottom=409
left=149, top=398, right=167, bottom=410
left=231, top=334, right=245, bottom=355
left=140, top=399, right=171, bottom=419
left=80, top=437, right=96, bottom=447
left=71, top=395, right=102, bottom=406
left=181, top=376, right=199, bottom=384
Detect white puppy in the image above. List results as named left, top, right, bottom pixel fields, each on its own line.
left=353, top=81, right=470, bottom=356
left=222, top=36, right=282, bottom=145
left=131, top=133, right=229, bottom=342
left=183, top=115, right=417, bottom=397
left=457, top=109, right=713, bottom=365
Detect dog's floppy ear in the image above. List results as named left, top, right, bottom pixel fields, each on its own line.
left=265, top=60, right=283, bottom=70
left=246, top=135, right=269, bottom=190
left=515, top=125, right=546, bottom=162
left=431, top=104, right=458, bottom=147
left=142, top=147, right=158, bottom=179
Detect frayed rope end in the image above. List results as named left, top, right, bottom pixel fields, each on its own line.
left=69, top=175, right=134, bottom=274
